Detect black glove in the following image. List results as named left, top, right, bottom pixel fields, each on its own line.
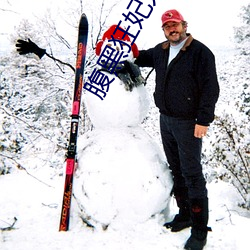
left=117, top=72, right=134, bottom=91
left=16, top=38, right=46, bottom=59
left=116, top=61, right=146, bottom=90
left=123, top=61, right=146, bottom=86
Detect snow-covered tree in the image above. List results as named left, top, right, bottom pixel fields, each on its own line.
left=234, top=4, right=250, bottom=56
left=0, top=0, right=121, bottom=175
left=204, top=4, right=250, bottom=209
left=0, top=19, right=73, bottom=175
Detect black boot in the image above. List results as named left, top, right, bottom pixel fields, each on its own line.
left=184, top=228, right=208, bottom=250
left=184, top=198, right=211, bottom=250
left=164, top=195, right=192, bottom=232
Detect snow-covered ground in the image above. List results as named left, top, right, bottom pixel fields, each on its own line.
left=1, top=2, right=249, bottom=249
left=1, top=169, right=249, bottom=250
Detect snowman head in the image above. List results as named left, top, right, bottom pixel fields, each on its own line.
left=95, top=25, right=139, bottom=62
left=87, top=25, right=149, bottom=129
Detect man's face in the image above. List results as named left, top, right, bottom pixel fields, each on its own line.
left=162, top=21, right=187, bottom=45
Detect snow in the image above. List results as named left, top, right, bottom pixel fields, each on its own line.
left=1, top=1, right=250, bottom=249
left=1, top=171, right=250, bottom=250
left=85, top=79, right=150, bottom=129
left=1, top=44, right=250, bottom=249
left=74, top=127, right=172, bottom=228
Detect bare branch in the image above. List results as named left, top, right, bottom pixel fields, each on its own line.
left=0, top=153, right=54, bottom=188
left=0, top=217, right=18, bottom=231
left=0, top=8, right=18, bottom=14
left=92, top=0, right=121, bottom=49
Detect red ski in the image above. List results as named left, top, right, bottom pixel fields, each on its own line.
left=59, top=13, right=88, bottom=231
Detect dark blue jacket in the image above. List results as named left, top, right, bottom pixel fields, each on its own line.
left=135, top=34, right=219, bottom=126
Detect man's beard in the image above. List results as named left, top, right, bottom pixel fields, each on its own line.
left=166, top=31, right=186, bottom=45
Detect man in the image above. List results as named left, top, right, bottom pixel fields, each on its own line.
left=135, top=9, right=219, bottom=250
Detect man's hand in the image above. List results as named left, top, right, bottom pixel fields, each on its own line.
left=194, top=124, right=208, bottom=138
left=16, top=38, right=46, bottom=59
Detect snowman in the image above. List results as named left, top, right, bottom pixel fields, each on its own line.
left=73, top=25, right=173, bottom=230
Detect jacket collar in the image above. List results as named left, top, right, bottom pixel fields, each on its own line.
left=162, top=33, right=193, bottom=50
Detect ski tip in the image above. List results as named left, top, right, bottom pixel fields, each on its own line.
left=80, top=13, right=88, bottom=21
left=80, top=13, right=88, bottom=27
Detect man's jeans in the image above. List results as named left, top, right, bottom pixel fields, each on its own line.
left=160, top=114, right=207, bottom=199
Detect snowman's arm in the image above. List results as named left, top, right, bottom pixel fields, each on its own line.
left=15, top=38, right=75, bottom=72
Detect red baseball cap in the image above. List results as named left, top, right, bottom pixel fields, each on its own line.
left=161, top=9, right=184, bottom=27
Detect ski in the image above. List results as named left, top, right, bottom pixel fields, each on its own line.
left=59, top=13, right=88, bottom=231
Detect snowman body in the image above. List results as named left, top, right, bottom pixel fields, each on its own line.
left=73, top=28, right=173, bottom=229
